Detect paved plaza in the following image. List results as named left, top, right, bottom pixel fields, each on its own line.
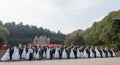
left=0, top=57, right=120, bottom=65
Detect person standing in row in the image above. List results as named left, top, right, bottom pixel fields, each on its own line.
left=9, top=46, right=14, bottom=60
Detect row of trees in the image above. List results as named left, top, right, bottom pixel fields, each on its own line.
left=0, top=21, right=65, bottom=46
left=64, top=10, right=120, bottom=51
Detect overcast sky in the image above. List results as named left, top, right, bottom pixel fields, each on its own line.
left=0, top=0, right=120, bottom=34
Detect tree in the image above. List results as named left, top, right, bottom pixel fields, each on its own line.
left=82, top=10, right=120, bottom=51
left=0, top=21, right=3, bottom=26
left=0, top=26, right=9, bottom=44
left=73, top=33, right=85, bottom=45
left=64, top=30, right=85, bottom=46
left=2, top=21, right=65, bottom=46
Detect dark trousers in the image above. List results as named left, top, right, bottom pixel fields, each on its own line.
left=86, top=50, right=90, bottom=58
left=39, top=53, right=43, bottom=60
left=10, top=53, right=12, bottom=60
left=59, top=51, right=62, bottom=59
left=19, top=54, right=22, bottom=59
left=67, top=54, right=70, bottom=59
left=29, top=53, right=33, bottom=61
left=73, top=51, right=77, bottom=59
left=50, top=51, right=53, bottom=60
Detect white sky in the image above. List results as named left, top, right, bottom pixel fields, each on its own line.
left=0, top=0, right=120, bottom=34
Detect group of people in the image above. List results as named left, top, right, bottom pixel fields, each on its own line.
left=1, top=44, right=116, bottom=61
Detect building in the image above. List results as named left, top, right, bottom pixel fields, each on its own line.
left=33, top=36, right=50, bottom=44
left=31, top=36, right=62, bottom=47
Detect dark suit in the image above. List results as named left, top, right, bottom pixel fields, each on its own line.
left=9, top=47, right=14, bottom=60
left=66, top=48, right=70, bottom=59
left=103, top=49, right=108, bottom=57
left=86, top=48, right=90, bottom=58
left=92, top=49, right=96, bottom=58
left=73, top=48, right=77, bottom=58
left=50, top=48, right=54, bottom=60
left=19, top=48, right=23, bottom=59
left=98, top=49, right=102, bottom=58
left=59, top=47, right=64, bottom=59
left=108, top=49, right=113, bottom=57
left=39, top=48, right=44, bottom=60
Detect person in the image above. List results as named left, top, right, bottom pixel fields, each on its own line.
left=86, top=46, right=90, bottom=58
left=103, top=47, right=108, bottom=57
left=108, top=49, right=113, bottom=57
left=83, top=48, right=88, bottom=58
left=92, top=46, right=96, bottom=58
left=46, top=47, right=50, bottom=59
left=66, top=47, right=71, bottom=59
left=29, top=46, right=34, bottom=61
left=25, top=45, right=33, bottom=61
left=1, top=45, right=117, bottom=61
left=41, top=47, right=45, bottom=59
left=35, top=46, right=40, bottom=59
left=90, top=47, right=94, bottom=58
left=95, top=47, right=101, bottom=58
left=9, top=46, right=14, bottom=60
left=62, top=48, right=67, bottom=59
left=59, top=46, right=64, bottom=59
left=100, top=47, right=105, bottom=58
left=43, top=50, right=46, bottom=58
left=106, top=48, right=111, bottom=57
left=1, top=49, right=10, bottom=61
left=12, top=46, right=20, bottom=60
left=54, top=47, right=60, bottom=59
left=111, top=48, right=116, bottom=57
left=25, top=48, right=30, bottom=59
left=79, top=46, right=84, bottom=58
left=50, top=47, right=54, bottom=60
left=18, top=44, right=23, bottom=59
left=39, top=46, right=44, bottom=60
left=33, top=46, right=37, bottom=58
left=22, top=45, right=27, bottom=59
left=73, top=47, right=77, bottom=58
left=98, top=47, right=103, bottom=58
left=43, top=47, right=46, bottom=58
left=70, top=48, right=75, bottom=58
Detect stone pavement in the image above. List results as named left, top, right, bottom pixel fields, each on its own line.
left=0, top=57, right=120, bottom=65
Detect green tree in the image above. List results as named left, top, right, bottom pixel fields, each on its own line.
left=0, top=26, right=9, bottom=44
left=64, top=30, right=85, bottom=46
left=82, top=10, right=120, bottom=51
left=3, top=21, right=65, bottom=46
